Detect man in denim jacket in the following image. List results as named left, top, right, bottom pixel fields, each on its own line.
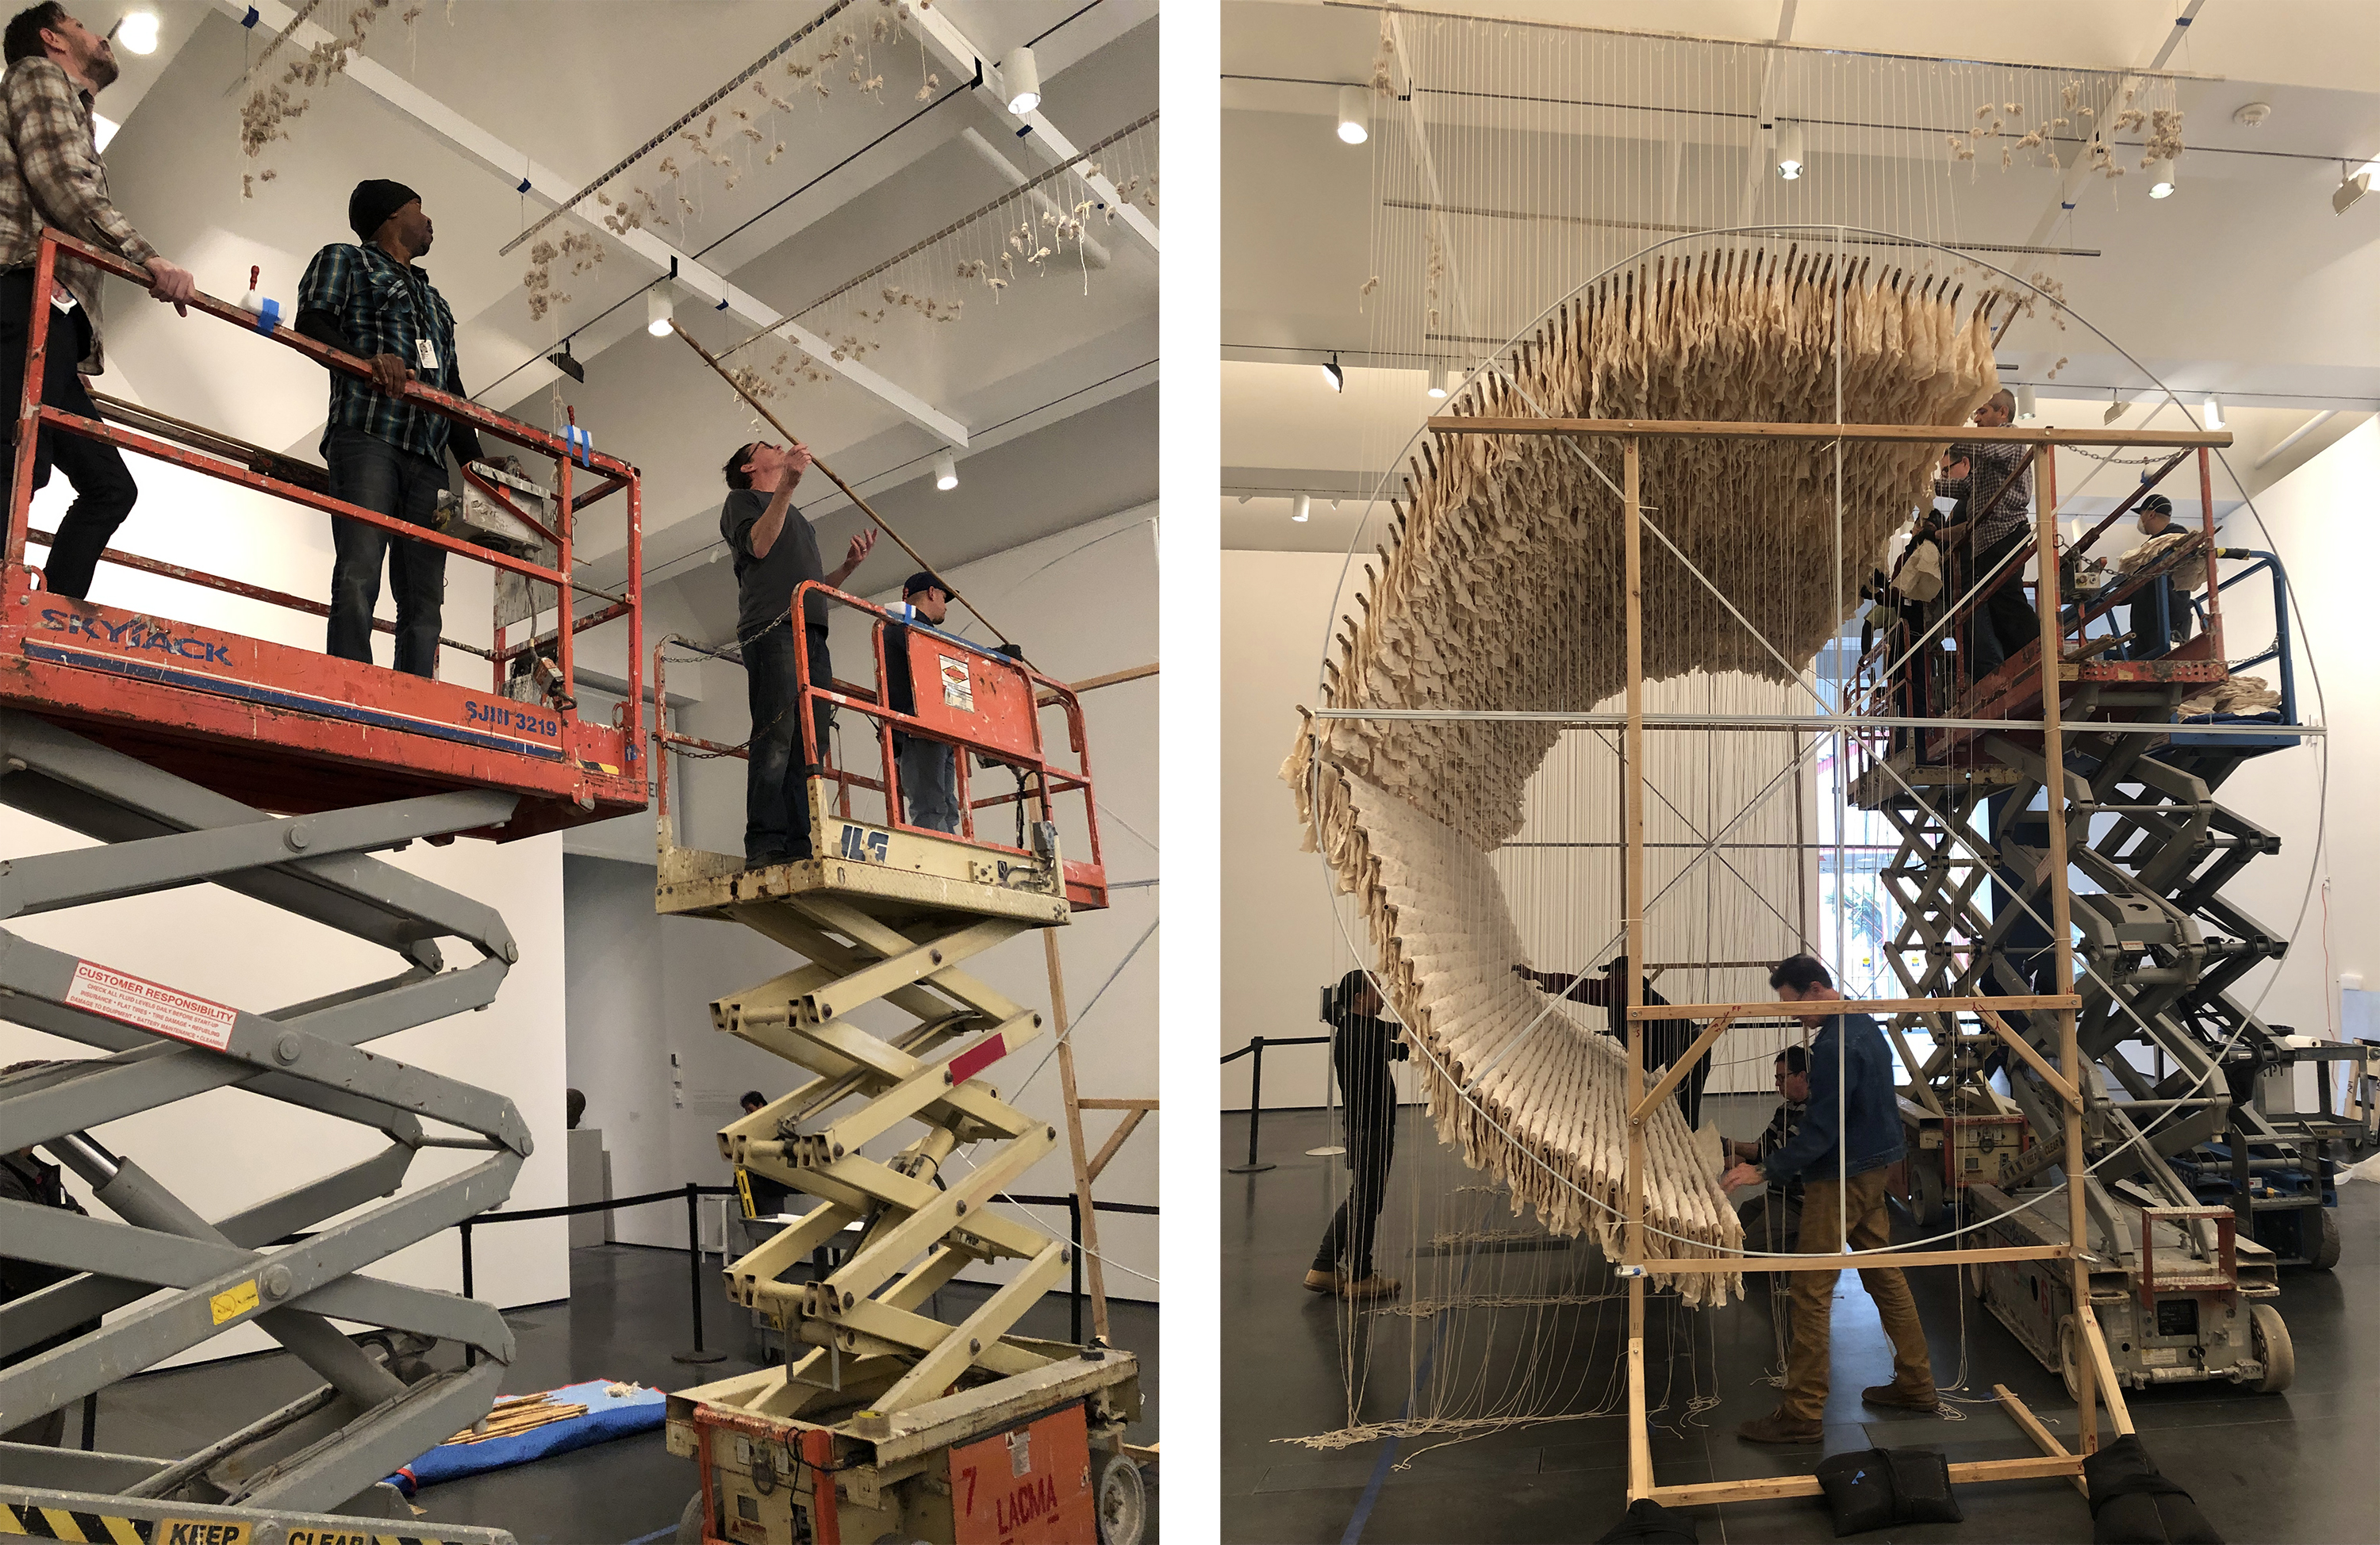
left=1722, top=955, right=1937, bottom=1443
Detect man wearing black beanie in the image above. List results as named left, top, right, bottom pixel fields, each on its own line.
left=294, top=179, right=486, bottom=678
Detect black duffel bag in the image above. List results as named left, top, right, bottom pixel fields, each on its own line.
left=2085, top=1433, right=2224, bottom=1543
left=1813, top=1446, right=1964, bottom=1536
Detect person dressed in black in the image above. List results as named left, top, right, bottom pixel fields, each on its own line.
left=720, top=439, right=876, bottom=868
left=1304, top=969, right=1408, bottom=1302
left=1511, top=957, right=1709, bottom=1129
left=2123, top=494, right=2198, bottom=658
left=883, top=571, right=962, bottom=834
left=1726, top=1045, right=1808, bottom=1253
left=736, top=1090, right=793, bottom=1216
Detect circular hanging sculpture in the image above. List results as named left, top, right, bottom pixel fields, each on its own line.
left=1284, top=236, right=2004, bottom=1308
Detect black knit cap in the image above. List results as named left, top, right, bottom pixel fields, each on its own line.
left=903, top=570, right=946, bottom=598
left=348, top=178, right=420, bottom=242
left=2139, top=493, right=2175, bottom=516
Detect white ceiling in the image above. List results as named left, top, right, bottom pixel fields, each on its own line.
left=90, top=0, right=1157, bottom=646
left=1223, top=0, right=2380, bottom=550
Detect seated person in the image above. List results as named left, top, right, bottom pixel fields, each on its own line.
left=1726, top=1046, right=1809, bottom=1253
left=883, top=572, right=962, bottom=834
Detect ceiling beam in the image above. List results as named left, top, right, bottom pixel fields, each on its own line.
left=906, top=4, right=1161, bottom=258
left=2020, top=0, right=2209, bottom=251
left=210, top=0, right=970, bottom=447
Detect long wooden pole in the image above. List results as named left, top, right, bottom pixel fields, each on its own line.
left=1427, top=416, right=2232, bottom=448
left=1622, top=435, right=1652, bottom=1502
left=1043, top=930, right=1110, bottom=1344
left=2033, top=447, right=2096, bottom=1451
left=670, top=323, right=1017, bottom=650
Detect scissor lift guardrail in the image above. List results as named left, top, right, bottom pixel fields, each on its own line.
left=650, top=592, right=1142, bottom=1544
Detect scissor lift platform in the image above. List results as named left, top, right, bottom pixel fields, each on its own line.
left=0, top=232, right=647, bottom=1528
left=650, top=600, right=1143, bottom=1544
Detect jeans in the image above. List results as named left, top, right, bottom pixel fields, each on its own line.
left=744, top=623, right=834, bottom=865
left=1779, top=1168, right=1935, bottom=1420
left=1311, top=1040, right=1399, bottom=1280
left=325, top=427, right=447, bottom=677
left=0, top=272, right=136, bottom=600
left=898, top=734, right=961, bottom=833
left=2127, top=577, right=2194, bottom=659
left=1966, top=529, right=2040, bottom=681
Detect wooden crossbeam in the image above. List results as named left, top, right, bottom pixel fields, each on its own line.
left=1640, top=1243, right=2068, bottom=1273
left=1426, top=416, right=2232, bottom=448
left=1995, top=1383, right=2090, bottom=1497
left=1977, top=1007, right=2082, bottom=1111
left=1626, top=1014, right=1735, bottom=1125
left=1646, top=1453, right=2084, bottom=1508
left=1628, top=993, right=2081, bottom=1020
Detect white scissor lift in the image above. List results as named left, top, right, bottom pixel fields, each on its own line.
left=651, top=587, right=1144, bottom=1545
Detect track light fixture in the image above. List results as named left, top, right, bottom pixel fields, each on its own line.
left=2148, top=159, right=2177, bottom=198
left=2203, top=395, right=2225, bottom=431
left=1293, top=494, right=1312, bottom=523
left=1426, top=362, right=1449, bottom=399
left=933, top=450, right=958, bottom=491
left=2015, top=385, right=2037, bottom=421
left=2103, top=389, right=2129, bottom=427
left=109, top=10, right=158, bottom=53
left=1775, top=122, right=1806, bottom=182
left=2336, top=169, right=2372, bottom=216
left=1337, top=86, right=1369, bottom=146
left=1322, top=353, right=1345, bottom=393
left=999, top=46, right=1042, bottom=116
left=545, top=337, right=584, bottom=383
left=646, top=286, right=674, bottom=337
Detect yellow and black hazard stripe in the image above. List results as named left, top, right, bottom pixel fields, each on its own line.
left=1, top=1502, right=465, bottom=1545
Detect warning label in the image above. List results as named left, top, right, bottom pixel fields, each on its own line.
left=209, top=1278, right=259, bottom=1325
left=65, top=960, right=240, bottom=1052
left=940, top=654, right=973, bottom=711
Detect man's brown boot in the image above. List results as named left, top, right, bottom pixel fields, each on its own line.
left=1735, top=1409, right=1825, bottom=1444
left=1303, top=1268, right=1342, bottom=1294
left=1338, top=1273, right=1403, bottom=1302
left=1860, top=1382, right=1940, bottom=1412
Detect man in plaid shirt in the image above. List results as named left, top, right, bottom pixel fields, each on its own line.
left=1933, top=387, right=2039, bottom=680
left=296, top=178, right=486, bottom=679
left=0, top=3, right=197, bottom=600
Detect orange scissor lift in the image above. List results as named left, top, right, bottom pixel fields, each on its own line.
left=0, top=230, right=641, bottom=1533
left=651, top=588, right=1145, bottom=1545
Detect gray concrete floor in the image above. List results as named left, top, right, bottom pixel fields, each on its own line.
left=1224, top=1101, right=2380, bottom=1544
left=83, top=1244, right=1158, bottom=1543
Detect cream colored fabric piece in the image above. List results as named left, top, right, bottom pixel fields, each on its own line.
left=2118, top=530, right=2208, bottom=593
left=1286, top=757, right=1745, bottom=1306
left=2177, top=673, right=2279, bottom=719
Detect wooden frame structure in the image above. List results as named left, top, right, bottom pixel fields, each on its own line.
left=1425, top=411, right=2234, bottom=1509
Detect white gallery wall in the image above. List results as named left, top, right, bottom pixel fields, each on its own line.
left=0, top=445, right=571, bottom=1367
left=2190, top=420, right=2373, bottom=1045
left=565, top=503, right=1161, bottom=1299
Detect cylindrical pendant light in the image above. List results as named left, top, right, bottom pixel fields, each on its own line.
left=1337, top=86, right=1369, bottom=146
left=1000, top=46, right=1042, bottom=116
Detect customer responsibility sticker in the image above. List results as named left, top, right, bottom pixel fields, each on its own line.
left=65, top=960, right=240, bottom=1052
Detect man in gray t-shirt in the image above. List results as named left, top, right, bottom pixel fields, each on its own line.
left=720, top=440, right=874, bottom=867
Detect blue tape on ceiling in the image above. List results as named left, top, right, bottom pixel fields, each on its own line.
left=517, top=178, right=532, bottom=194
left=242, top=6, right=259, bottom=25
left=1015, top=124, right=1034, bottom=139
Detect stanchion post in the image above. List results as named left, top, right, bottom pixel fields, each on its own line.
left=1227, top=1036, right=1277, bottom=1174
left=675, top=1180, right=727, bottom=1364
left=1068, top=1193, right=1084, bottom=1345
left=459, top=1220, right=477, bottom=1369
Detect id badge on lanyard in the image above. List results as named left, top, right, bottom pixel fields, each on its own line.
left=414, top=337, right=440, bottom=374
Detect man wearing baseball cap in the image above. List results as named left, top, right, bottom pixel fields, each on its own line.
left=294, top=178, right=486, bottom=678
left=885, top=571, right=962, bottom=834
left=2125, top=493, right=2197, bottom=657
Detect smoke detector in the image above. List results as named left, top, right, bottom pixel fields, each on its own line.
left=2232, top=102, right=2272, bottom=128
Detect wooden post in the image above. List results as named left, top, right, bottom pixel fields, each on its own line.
left=1043, top=930, right=1110, bottom=1344
left=1622, top=436, right=1652, bottom=1501
left=2034, top=447, right=2094, bottom=1450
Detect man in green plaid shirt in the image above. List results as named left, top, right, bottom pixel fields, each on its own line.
left=296, top=178, right=486, bottom=679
